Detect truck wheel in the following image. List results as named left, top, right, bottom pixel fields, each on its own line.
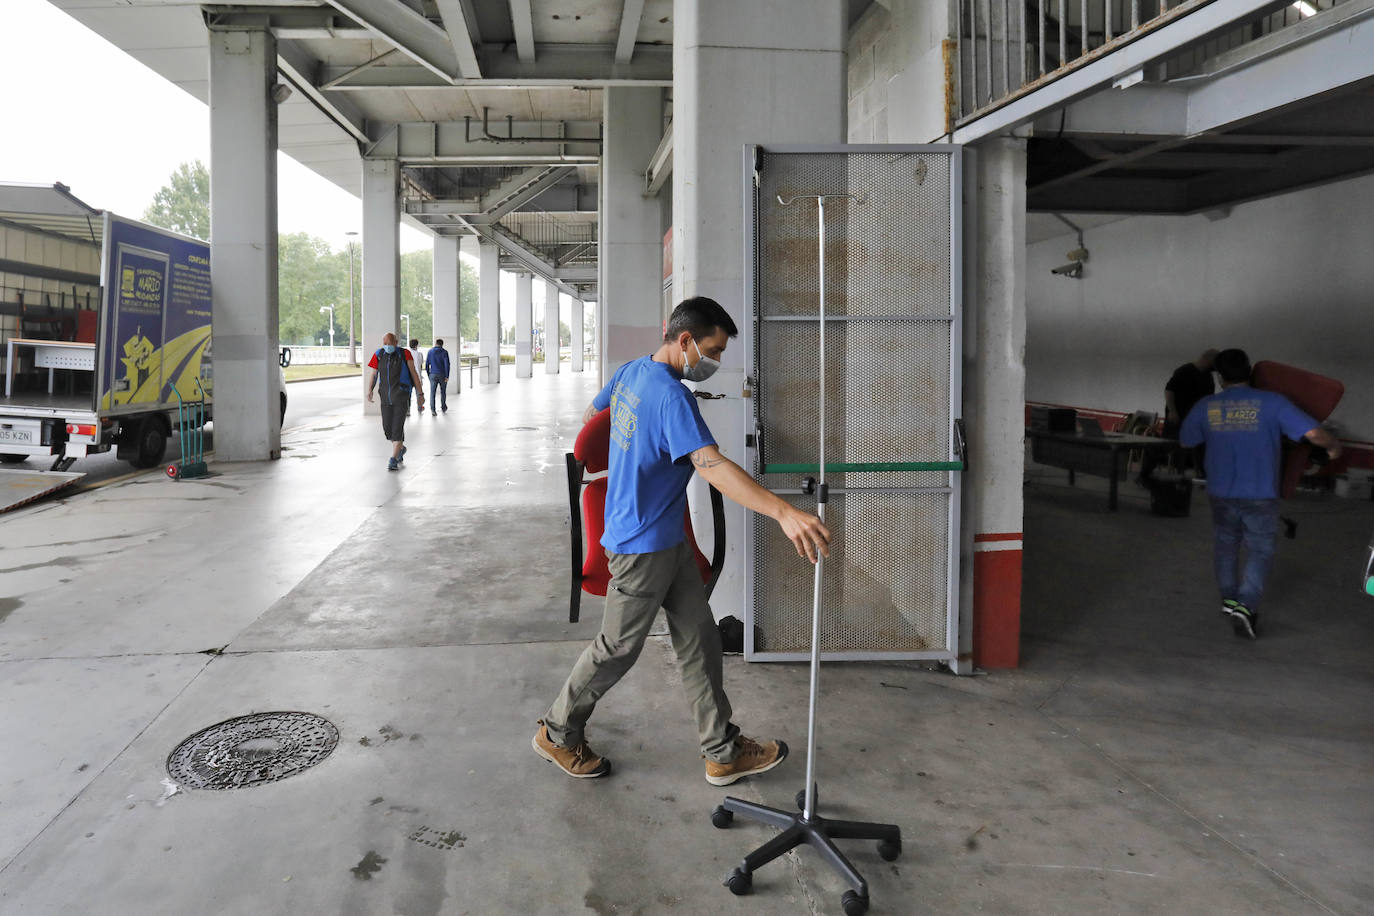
left=127, top=417, right=168, bottom=469
left=0, top=454, right=26, bottom=464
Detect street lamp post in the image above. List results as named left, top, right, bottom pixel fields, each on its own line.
left=345, top=231, right=358, bottom=364
left=401, top=313, right=411, bottom=343
left=319, top=304, right=335, bottom=357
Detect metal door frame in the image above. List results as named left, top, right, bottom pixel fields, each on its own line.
left=742, top=143, right=964, bottom=663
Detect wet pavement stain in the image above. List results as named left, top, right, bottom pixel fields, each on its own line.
left=0, top=596, right=22, bottom=623
left=350, top=851, right=387, bottom=879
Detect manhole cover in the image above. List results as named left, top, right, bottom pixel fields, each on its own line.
left=167, top=711, right=339, bottom=790
left=506, top=426, right=537, bottom=431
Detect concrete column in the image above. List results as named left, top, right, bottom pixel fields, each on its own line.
left=601, top=87, right=665, bottom=381
left=209, top=28, right=280, bottom=462
left=361, top=159, right=400, bottom=413
left=571, top=297, right=585, bottom=373
left=514, top=273, right=533, bottom=379
left=673, top=0, right=846, bottom=621
left=543, top=278, right=560, bottom=374
left=433, top=235, right=459, bottom=347
left=964, top=139, right=1027, bottom=669
left=478, top=240, right=500, bottom=384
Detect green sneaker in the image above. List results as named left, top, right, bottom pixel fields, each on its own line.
left=1222, top=599, right=1257, bottom=639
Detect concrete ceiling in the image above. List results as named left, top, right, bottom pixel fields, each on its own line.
left=48, top=0, right=685, bottom=296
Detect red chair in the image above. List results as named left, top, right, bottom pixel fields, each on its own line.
left=564, top=407, right=726, bottom=623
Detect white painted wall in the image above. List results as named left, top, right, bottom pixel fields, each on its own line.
left=1026, top=172, right=1374, bottom=442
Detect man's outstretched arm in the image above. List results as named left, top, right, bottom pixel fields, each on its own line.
left=689, top=444, right=831, bottom=563
left=1304, top=426, right=1342, bottom=459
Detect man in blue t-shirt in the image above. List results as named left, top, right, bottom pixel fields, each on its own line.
left=534, top=297, right=832, bottom=784
left=1180, top=348, right=1340, bottom=638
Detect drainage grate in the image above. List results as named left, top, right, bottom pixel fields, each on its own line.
left=506, top=426, right=537, bottom=431
left=167, top=711, right=339, bottom=790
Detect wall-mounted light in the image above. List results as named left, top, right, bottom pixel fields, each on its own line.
left=271, top=83, right=293, bottom=104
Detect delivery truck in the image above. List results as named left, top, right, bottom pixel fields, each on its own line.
left=1, top=210, right=285, bottom=508
left=0, top=211, right=216, bottom=475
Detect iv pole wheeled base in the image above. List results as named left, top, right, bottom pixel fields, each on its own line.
left=711, top=794, right=900, bottom=916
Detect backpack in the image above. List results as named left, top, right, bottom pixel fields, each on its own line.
left=375, top=348, right=413, bottom=404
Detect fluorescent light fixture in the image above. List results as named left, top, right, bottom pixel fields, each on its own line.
left=1292, top=1, right=1317, bottom=16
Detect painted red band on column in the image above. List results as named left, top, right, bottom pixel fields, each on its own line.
left=973, top=533, right=1022, bottom=669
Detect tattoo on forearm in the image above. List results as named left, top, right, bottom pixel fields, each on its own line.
left=692, top=450, right=725, bottom=469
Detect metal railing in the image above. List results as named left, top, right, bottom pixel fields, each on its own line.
left=954, top=0, right=1349, bottom=124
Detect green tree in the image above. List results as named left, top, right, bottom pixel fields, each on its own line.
left=143, top=160, right=210, bottom=240
left=278, top=233, right=350, bottom=346
left=400, top=249, right=433, bottom=345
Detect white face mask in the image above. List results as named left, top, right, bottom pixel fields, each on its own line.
left=683, top=337, right=720, bottom=382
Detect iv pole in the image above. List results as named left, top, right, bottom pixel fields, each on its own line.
left=711, top=191, right=901, bottom=916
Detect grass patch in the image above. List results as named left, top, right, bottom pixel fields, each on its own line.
left=285, top=363, right=359, bottom=382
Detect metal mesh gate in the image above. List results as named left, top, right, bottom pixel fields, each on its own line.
left=745, top=146, right=963, bottom=661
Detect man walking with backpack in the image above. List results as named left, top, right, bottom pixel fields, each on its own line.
left=425, top=339, right=451, bottom=415
left=366, top=332, right=425, bottom=471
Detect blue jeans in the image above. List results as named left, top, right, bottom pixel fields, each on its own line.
left=429, top=376, right=447, bottom=412
left=1209, top=497, right=1280, bottom=610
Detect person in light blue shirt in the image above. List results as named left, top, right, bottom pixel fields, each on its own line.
left=1180, top=348, right=1340, bottom=638
left=534, top=297, right=831, bottom=785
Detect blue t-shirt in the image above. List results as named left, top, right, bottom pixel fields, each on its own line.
left=1179, top=385, right=1317, bottom=499
left=593, top=356, right=716, bottom=553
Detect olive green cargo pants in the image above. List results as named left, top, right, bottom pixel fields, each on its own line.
left=544, top=540, right=740, bottom=762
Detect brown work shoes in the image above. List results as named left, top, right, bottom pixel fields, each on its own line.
left=532, top=721, right=612, bottom=779
left=704, top=735, right=789, bottom=786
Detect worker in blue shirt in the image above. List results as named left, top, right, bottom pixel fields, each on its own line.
left=424, top=339, right=451, bottom=415
left=1180, top=348, right=1340, bottom=638
left=534, top=297, right=831, bottom=784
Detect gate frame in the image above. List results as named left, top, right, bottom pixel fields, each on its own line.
left=741, top=143, right=966, bottom=664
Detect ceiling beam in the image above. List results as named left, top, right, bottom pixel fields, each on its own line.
left=275, top=39, right=369, bottom=144
left=510, top=0, right=536, bottom=63
left=366, top=121, right=601, bottom=165
left=322, top=0, right=461, bottom=82
left=644, top=121, right=673, bottom=196
left=318, top=44, right=672, bottom=88
left=615, top=0, right=646, bottom=64
left=203, top=7, right=375, bottom=39
left=433, top=0, right=483, bottom=79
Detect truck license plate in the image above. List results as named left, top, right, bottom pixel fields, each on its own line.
left=0, top=428, right=34, bottom=444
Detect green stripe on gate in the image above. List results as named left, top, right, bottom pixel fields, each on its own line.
left=763, top=461, right=964, bottom=473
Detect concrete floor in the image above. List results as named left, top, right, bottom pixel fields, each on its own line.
left=1, top=371, right=1371, bottom=916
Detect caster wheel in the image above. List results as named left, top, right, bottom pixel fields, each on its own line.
left=711, top=806, right=733, bottom=829
left=724, top=868, right=752, bottom=896
left=795, top=784, right=817, bottom=811
left=877, top=838, right=901, bottom=861
left=841, top=889, right=869, bottom=916
left=166, top=464, right=180, bottom=480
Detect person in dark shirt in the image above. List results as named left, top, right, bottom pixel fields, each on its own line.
left=1142, top=349, right=1216, bottom=482
left=1180, top=348, right=1340, bottom=638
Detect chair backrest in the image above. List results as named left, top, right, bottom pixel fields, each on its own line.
left=1120, top=410, right=1157, bottom=436
left=571, top=408, right=712, bottom=597
left=75, top=310, right=98, bottom=344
